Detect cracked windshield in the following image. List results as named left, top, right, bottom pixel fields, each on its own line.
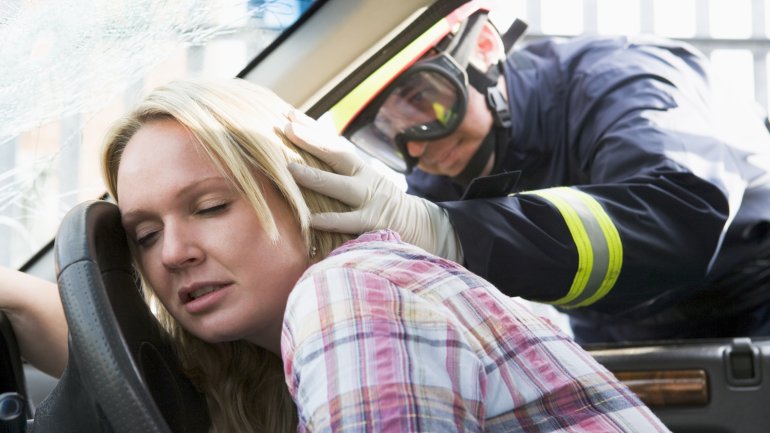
left=0, top=0, right=313, bottom=269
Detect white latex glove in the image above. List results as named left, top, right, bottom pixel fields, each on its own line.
left=284, top=110, right=463, bottom=263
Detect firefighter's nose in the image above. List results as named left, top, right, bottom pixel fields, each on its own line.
left=406, top=140, right=428, bottom=158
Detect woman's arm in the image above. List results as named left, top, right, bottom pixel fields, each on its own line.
left=0, top=266, right=68, bottom=377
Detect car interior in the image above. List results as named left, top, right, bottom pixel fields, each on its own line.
left=1, top=0, right=770, bottom=432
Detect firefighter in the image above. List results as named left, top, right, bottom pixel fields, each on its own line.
left=285, top=1, right=770, bottom=343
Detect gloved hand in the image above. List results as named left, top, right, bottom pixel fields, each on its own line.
left=284, top=110, right=463, bottom=263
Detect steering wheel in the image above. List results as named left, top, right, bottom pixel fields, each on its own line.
left=30, top=200, right=210, bottom=433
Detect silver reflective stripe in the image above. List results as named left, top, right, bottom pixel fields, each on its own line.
left=521, top=187, right=623, bottom=307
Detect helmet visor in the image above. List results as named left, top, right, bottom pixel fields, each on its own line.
left=347, top=54, right=467, bottom=173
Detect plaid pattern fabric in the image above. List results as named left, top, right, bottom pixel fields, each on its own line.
left=282, top=230, right=669, bottom=432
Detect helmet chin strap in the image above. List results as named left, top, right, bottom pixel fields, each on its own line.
left=450, top=63, right=511, bottom=187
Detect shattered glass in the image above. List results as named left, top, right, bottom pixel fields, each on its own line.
left=0, top=0, right=312, bottom=267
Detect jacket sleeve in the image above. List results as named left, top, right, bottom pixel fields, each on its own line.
left=439, top=43, right=746, bottom=315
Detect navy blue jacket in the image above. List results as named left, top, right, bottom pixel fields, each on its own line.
left=406, top=35, right=770, bottom=342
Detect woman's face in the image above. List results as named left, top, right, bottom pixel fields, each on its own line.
left=116, top=118, right=309, bottom=354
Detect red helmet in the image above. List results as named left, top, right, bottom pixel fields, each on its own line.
left=326, top=0, right=496, bottom=173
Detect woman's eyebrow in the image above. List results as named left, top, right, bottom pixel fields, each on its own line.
left=120, top=209, right=153, bottom=231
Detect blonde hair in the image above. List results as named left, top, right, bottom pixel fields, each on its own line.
left=101, top=78, right=354, bottom=433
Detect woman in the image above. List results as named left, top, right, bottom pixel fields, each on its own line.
left=101, top=78, right=354, bottom=432
left=4, top=78, right=669, bottom=432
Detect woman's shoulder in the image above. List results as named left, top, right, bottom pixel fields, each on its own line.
left=319, top=230, right=489, bottom=297
left=286, top=230, right=413, bottom=305
left=281, top=230, right=458, bottom=357
left=284, top=229, right=496, bottom=336
left=312, top=229, right=445, bottom=282
left=290, top=230, right=436, bottom=304
left=329, top=229, right=410, bottom=255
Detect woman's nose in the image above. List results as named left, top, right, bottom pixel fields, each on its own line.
left=161, top=223, right=203, bottom=270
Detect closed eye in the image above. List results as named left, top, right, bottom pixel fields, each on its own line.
left=136, top=231, right=159, bottom=248
left=197, top=202, right=229, bottom=216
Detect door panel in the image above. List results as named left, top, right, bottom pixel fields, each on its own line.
left=589, top=338, right=770, bottom=433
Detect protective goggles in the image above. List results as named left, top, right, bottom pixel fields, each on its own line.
left=346, top=53, right=468, bottom=173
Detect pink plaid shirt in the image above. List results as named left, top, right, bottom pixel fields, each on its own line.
left=282, top=230, right=669, bottom=432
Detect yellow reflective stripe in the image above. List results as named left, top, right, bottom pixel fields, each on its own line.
left=327, top=19, right=451, bottom=133
left=522, top=187, right=623, bottom=308
left=524, top=188, right=593, bottom=306
left=573, top=191, right=623, bottom=307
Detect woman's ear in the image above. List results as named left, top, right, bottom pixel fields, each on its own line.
left=470, top=22, right=505, bottom=72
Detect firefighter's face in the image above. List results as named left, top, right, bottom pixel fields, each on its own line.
left=404, top=83, right=495, bottom=177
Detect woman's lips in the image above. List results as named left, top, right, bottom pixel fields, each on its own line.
left=189, top=284, right=225, bottom=301
left=179, top=282, right=232, bottom=314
